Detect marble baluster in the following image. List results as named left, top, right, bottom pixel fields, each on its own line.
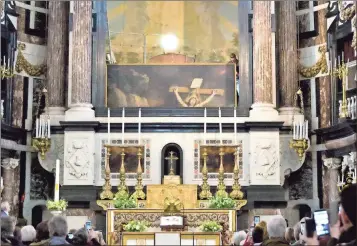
left=277, top=1, right=300, bottom=116
left=47, top=2, right=68, bottom=113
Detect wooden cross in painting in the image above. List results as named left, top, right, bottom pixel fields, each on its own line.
left=169, top=78, right=224, bottom=107
left=165, top=151, right=179, bottom=175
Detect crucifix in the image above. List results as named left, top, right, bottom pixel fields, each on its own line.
left=169, top=78, right=224, bottom=107
left=165, top=151, right=179, bottom=176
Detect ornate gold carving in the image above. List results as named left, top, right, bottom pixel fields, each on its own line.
left=199, top=147, right=212, bottom=200
left=146, top=184, right=197, bottom=209
left=32, top=137, right=51, bottom=160
left=100, top=145, right=114, bottom=200
left=289, top=139, right=309, bottom=161
left=115, top=148, right=129, bottom=199
left=96, top=200, right=114, bottom=210
left=298, top=45, right=328, bottom=78
left=230, top=149, right=244, bottom=200
left=235, top=200, right=247, bottom=210
left=331, top=62, right=349, bottom=118
left=132, top=147, right=146, bottom=200
left=338, top=1, right=356, bottom=21
left=352, top=16, right=356, bottom=51
left=216, top=147, right=228, bottom=197
left=15, top=43, right=46, bottom=77
left=163, top=197, right=183, bottom=214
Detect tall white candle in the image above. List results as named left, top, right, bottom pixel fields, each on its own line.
left=138, top=108, right=141, bottom=144
left=122, top=107, right=125, bottom=144
left=338, top=56, right=340, bottom=65
left=2, top=56, right=5, bottom=67
left=54, top=159, right=60, bottom=202
left=342, top=51, right=344, bottom=63
left=40, top=119, right=44, bottom=138
left=293, top=122, right=295, bottom=140
left=47, top=119, right=50, bottom=138
left=204, top=108, right=207, bottom=144
left=36, top=118, right=39, bottom=138
left=234, top=107, right=237, bottom=144
left=219, top=107, right=222, bottom=144
left=300, top=122, right=303, bottom=139
left=108, top=108, right=110, bottom=144
left=305, top=120, right=308, bottom=139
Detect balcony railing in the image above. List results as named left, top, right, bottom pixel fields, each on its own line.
left=339, top=95, right=357, bottom=120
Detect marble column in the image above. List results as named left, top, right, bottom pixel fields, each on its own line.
left=277, top=1, right=301, bottom=122
left=250, top=1, right=278, bottom=118
left=47, top=2, right=68, bottom=120
left=66, top=1, right=94, bottom=120
left=322, top=157, right=341, bottom=208
left=1, top=158, right=20, bottom=217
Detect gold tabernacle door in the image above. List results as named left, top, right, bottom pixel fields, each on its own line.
left=146, top=184, right=197, bottom=209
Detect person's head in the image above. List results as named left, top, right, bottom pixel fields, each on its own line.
left=1, top=201, right=10, bottom=213
left=1, top=216, right=16, bottom=237
left=230, top=53, right=238, bottom=63
left=36, top=220, right=49, bottom=241
left=21, top=225, right=36, bottom=243
left=233, top=230, right=247, bottom=246
left=285, top=227, right=295, bottom=243
left=48, top=216, right=68, bottom=237
left=256, top=221, right=268, bottom=240
left=267, top=215, right=287, bottom=239
left=252, top=226, right=264, bottom=243
left=340, top=183, right=356, bottom=228
left=71, top=228, right=88, bottom=246
left=16, top=218, right=28, bottom=228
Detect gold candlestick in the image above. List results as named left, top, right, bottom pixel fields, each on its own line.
left=132, top=147, right=146, bottom=200
left=100, top=145, right=114, bottom=200
left=115, top=148, right=129, bottom=199
left=216, top=147, right=228, bottom=197
left=199, top=147, right=212, bottom=200
left=230, top=148, right=244, bottom=199
left=32, top=137, right=51, bottom=160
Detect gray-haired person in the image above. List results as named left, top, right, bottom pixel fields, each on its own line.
left=1, top=216, right=20, bottom=246
left=1, top=201, right=10, bottom=217
left=48, top=216, right=69, bottom=245
left=262, top=215, right=289, bottom=246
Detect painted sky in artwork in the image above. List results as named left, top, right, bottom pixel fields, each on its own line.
left=106, top=1, right=239, bottom=63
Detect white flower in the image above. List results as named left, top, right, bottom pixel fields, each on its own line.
left=136, top=225, right=140, bottom=230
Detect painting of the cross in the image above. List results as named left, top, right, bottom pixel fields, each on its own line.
left=107, top=64, right=236, bottom=107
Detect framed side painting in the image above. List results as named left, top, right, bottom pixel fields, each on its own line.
left=107, top=64, right=236, bottom=107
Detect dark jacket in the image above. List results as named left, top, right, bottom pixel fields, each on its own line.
left=1, top=235, right=24, bottom=246
left=262, top=238, right=290, bottom=246
left=30, top=239, right=50, bottom=246
left=49, top=236, right=70, bottom=246
left=328, top=226, right=356, bottom=246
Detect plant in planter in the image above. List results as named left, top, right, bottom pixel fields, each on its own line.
left=199, top=221, right=223, bottom=232
left=46, top=199, right=68, bottom=211
left=208, top=195, right=236, bottom=209
left=123, top=220, right=148, bottom=232
left=113, top=194, right=137, bottom=209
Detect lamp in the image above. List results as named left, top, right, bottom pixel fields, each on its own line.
left=160, top=33, right=179, bottom=52
left=32, top=88, right=51, bottom=160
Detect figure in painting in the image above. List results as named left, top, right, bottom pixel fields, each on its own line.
left=170, top=78, right=224, bottom=107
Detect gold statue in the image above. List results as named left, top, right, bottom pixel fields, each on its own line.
left=163, top=197, right=183, bottom=214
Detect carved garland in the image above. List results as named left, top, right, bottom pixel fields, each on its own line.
left=298, top=45, right=328, bottom=78
left=338, top=1, right=356, bottom=21
left=352, top=15, right=356, bottom=51
left=15, top=43, right=47, bottom=77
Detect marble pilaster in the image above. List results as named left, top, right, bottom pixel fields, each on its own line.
left=1, top=158, right=20, bottom=217
left=277, top=1, right=301, bottom=123
left=46, top=2, right=68, bottom=121
left=323, top=157, right=341, bottom=206
left=66, top=1, right=94, bottom=121
left=250, top=1, right=278, bottom=119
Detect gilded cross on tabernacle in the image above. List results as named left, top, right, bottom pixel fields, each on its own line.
left=165, top=151, right=178, bottom=175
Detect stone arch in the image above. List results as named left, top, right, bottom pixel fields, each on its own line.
left=161, top=143, right=183, bottom=183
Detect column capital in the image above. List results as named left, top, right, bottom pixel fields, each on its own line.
left=323, top=157, right=341, bottom=170
left=1, top=158, right=20, bottom=169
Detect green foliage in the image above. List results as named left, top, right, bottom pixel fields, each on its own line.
left=199, top=221, right=223, bottom=232
left=208, top=195, right=236, bottom=209
left=124, top=220, right=148, bottom=232
left=113, top=195, right=137, bottom=209
left=46, top=199, right=68, bottom=211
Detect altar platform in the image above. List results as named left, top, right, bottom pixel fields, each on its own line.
left=106, top=208, right=235, bottom=245
left=120, top=232, right=220, bottom=245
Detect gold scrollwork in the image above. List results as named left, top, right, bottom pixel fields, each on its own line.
left=352, top=16, right=356, bottom=51
left=298, top=45, right=328, bottom=78
left=338, top=1, right=356, bottom=21
left=15, top=43, right=46, bottom=77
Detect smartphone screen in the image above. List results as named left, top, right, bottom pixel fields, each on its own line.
left=314, top=210, right=330, bottom=236
left=67, top=233, right=73, bottom=239
left=85, top=221, right=92, bottom=230
left=300, top=221, right=305, bottom=236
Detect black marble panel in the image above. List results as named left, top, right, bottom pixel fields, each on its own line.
left=30, top=153, right=54, bottom=200
left=288, top=154, right=313, bottom=200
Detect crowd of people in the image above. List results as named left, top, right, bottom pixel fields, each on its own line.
left=1, top=212, right=105, bottom=246
left=232, top=184, right=356, bottom=246
left=1, top=184, right=355, bottom=246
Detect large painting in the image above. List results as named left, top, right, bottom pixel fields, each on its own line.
left=107, top=64, right=236, bottom=107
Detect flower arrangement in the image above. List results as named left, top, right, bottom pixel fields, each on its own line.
left=199, top=221, right=223, bottom=232
left=123, top=220, right=148, bottom=232
left=46, top=199, right=68, bottom=211
left=208, top=195, right=236, bottom=209
left=113, top=194, right=137, bottom=209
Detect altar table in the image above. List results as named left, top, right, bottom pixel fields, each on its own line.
left=121, top=232, right=221, bottom=245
